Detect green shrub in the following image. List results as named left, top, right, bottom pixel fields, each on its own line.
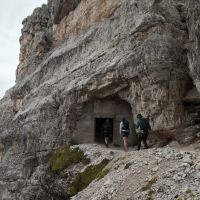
left=49, top=145, right=90, bottom=173
left=68, top=159, right=109, bottom=197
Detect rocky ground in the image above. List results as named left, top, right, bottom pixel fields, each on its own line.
left=71, top=143, right=200, bottom=200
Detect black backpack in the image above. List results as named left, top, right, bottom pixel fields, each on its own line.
left=140, top=118, right=151, bottom=132
left=122, top=120, right=130, bottom=131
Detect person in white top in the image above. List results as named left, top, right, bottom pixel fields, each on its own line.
left=120, top=117, right=130, bottom=151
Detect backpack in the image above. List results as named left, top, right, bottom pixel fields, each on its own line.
left=122, top=120, right=130, bottom=131
left=139, top=118, right=151, bottom=132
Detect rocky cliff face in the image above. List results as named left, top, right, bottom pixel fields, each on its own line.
left=0, top=0, right=200, bottom=199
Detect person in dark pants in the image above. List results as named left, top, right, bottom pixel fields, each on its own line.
left=103, top=119, right=112, bottom=147
left=135, top=114, right=151, bottom=150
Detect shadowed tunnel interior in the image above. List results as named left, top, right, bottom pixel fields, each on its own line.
left=73, top=99, right=137, bottom=146
left=95, top=118, right=113, bottom=143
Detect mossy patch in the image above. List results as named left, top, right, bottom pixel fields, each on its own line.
left=68, top=159, right=109, bottom=197
left=141, top=176, right=157, bottom=191
left=49, top=145, right=90, bottom=173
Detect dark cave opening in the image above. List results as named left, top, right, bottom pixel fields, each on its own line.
left=95, top=118, right=113, bottom=143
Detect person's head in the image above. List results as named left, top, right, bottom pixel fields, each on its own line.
left=122, top=117, right=126, bottom=122
left=137, top=114, right=142, bottom=119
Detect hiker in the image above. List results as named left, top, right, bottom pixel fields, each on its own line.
left=135, top=114, right=151, bottom=150
left=120, top=117, right=130, bottom=152
left=103, top=119, right=112, bottom=147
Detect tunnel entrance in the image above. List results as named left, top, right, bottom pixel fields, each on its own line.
left=95, top=118, right=113, bottom=143
left=72, top=99, right=138, bottom=146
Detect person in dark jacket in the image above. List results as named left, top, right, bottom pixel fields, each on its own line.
left=103, top=119, right=112, bottom=147
left=135, top=114, right=151, bottom=150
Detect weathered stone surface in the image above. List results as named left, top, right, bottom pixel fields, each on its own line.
left=176, top=125, right=200, bottom=145
left=54, top=0, right=122, bottom=44
left=16, top=5, right=52, bottom=81
left=186, top=0, right=200, bottom=92
left=48, top=0, right=81, bottom=24
left=0, top=0, right=200, bottom=199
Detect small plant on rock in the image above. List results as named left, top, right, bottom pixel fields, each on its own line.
left=49, top=145, right=90, bottom=173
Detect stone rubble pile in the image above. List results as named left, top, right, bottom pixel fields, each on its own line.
left=73, top=144, right=200, bottom=200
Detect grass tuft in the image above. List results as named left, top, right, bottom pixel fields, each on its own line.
left=49, top=145, right=90, bottom=173
left=68, top=159, right=109, bottom=197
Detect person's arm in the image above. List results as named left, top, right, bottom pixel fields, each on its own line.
left=146, top=119, right=151, bottom=131
left=135, top=120, right=140, bottom=129
left=148, top=122, right=151, bottom=131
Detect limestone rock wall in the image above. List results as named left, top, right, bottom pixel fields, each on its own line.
left=186, top=0, right=200, bottom=92
left=16, top=5, right=52, bottom=81
left=0, top=0, right=200, bottom=199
